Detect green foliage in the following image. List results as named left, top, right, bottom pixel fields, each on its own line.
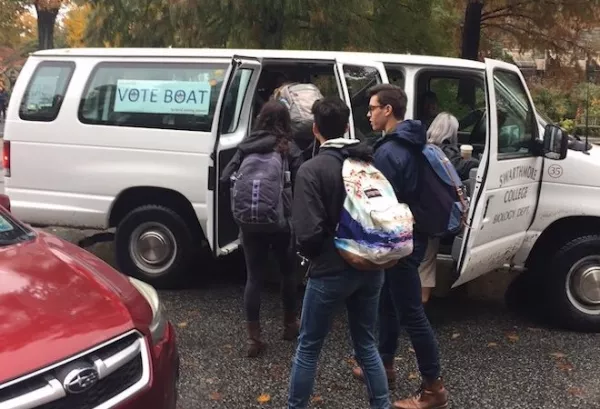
left=559, top=118, right=575, bottom=133
left=530, top=86, right=576, bottom=122
left=84, top=0, right=458, bottom=55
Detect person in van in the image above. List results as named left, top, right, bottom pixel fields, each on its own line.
left=420, top=91, right=439, bottom=130
left=418, top=112, right=480, bottom=304
left=287, top=97, right=391, bottom=409
left=350, top=84, right=448, bottom=409
left=220, top=100, right=304, bottom=358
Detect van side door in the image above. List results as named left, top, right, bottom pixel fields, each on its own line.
left=207, top=56, right=262, bottom=256
left=453, top=59, right=544, bottom=287
left=334, top=58, right=389, bottom=142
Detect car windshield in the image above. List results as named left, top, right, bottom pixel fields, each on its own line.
left=0, top=212, right=35, bottom=246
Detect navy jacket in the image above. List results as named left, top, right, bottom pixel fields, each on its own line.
left=373, top=120, right=427, bottom=205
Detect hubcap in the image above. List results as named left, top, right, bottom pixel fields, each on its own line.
left=567, top=255, right=600, bottom=313
left=129, top=222, right=177, bottom=276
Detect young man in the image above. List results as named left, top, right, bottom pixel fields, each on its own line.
left=351, top=84, right=449, bottom=409
left=287, top=97, right=391, bottom=409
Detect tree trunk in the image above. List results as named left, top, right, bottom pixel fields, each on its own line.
left=459, top=0, right=484, bottom=107
left=460, top=0, right=483, bottom=60
left=36, top=7, right=60, bottom=50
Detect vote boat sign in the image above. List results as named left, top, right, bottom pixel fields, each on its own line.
left=114, top=79, right=212, bottom=115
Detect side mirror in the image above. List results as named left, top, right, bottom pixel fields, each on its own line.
left=543, top=124, right=568, bottom=160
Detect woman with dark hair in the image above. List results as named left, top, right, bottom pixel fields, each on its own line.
left=220, top=100, right=304, bottom=357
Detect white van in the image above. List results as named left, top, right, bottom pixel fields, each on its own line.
left=5, top=48, right=600, bottom=331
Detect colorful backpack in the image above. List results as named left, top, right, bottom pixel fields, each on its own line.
left=230, top=151, right=290, bottom=232
left=323, top=150, right=414, bottom=271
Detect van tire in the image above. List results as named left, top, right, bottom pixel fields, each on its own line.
left=544, top=235, right=600, bottom=332
left=115, top=205, right=195, bottom=289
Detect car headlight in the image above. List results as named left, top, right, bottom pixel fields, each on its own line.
left=128, top=277, right=168, bottom=345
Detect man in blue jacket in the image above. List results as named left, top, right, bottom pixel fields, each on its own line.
left=351, top=84, right=449, bottom=409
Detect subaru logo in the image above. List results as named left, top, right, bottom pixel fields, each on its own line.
left=63, top=367, right=99, bottom=394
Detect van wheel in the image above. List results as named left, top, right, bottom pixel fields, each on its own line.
left=115, top=205, right=195, bottom=289
left=544, top=235, right=600, bottom=332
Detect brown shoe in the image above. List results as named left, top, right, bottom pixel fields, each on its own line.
left=351, top=360, right=397, bottom=390
left=282, top=311, right=300, bottom=341
left=392, top=377, right=448, bottom=409
left=246, top=321, right=265, bottom=358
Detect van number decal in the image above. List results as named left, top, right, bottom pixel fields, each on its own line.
left=548, top=164, right=563, bottom=178
left=114, top=79, right=212, bottom=115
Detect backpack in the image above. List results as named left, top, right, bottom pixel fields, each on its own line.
left=323, top=150, right=414, bottom=271
left=394, top=141, right=469, bottom=238
left=272, top=83, right=323, bottom=153
left=230, top=151, right=290, bottom=233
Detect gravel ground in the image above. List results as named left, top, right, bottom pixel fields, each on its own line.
left=160, top=258, right=600, bottom=409
left=41, top=226, right=600, bottom=409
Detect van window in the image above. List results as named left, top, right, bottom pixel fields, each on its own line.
left=415, top=71, right=486, bottom=154
left=78, top=62, right=229, bottom=132
left=343, top=65, right=382, bottom=141
left=19, top=61, right=75, bottom=122
left=494, top=70, right=538, bottom=158
left=221, top=68, right=253, bottom=133
left=383, top=65, right=405, bottom=89
left=426, top=77, right=485, bottom=126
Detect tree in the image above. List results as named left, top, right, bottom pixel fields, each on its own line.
left=63, top=2, right=91, bottom=47
left=85, top=0, right=455, bottom=55
left=458, top=0, right=600, bottom=61
left=34, top=0, right=65, bottom=49
left=0, top=0, right=28, bottom=47
left=85, top=0, right=176, bottom=47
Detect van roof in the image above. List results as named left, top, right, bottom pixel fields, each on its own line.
left=32, top=48, right=487, bottom=70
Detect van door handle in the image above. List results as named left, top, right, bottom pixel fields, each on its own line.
left=482, top=195, right=493, bottom=222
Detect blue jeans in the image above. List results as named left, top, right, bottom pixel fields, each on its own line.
left=288, top=269, right=390, bottom=409
left=378, top=232, right=441, bottom=382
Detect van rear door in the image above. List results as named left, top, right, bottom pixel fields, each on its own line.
left=452, top=59, right=543, bottom=287
left=207, top=56, right=262, bottom=256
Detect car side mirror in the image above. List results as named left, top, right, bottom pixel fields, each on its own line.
left=543, top=124, right=568, bottom=160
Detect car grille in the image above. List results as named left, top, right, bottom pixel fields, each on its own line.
left=0, top=331, right=150, bottom=409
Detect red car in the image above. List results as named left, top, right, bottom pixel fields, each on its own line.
left=0, top=195, right=179, bottom=409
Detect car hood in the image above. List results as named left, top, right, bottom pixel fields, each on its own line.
left=0, top=232, right=143, bottom=384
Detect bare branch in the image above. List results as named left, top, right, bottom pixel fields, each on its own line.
left=483, top=21, right=590, bottom=55
left=481, top=1, right=531, bottom=19
left=481, top=11, right=537, bottom=23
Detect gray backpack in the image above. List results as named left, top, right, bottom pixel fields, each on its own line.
left=230, top=151, right=290, bottom=232
left=273, top=83, right=323, bottom=159
left=273, top=83, right=324, bottom=124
